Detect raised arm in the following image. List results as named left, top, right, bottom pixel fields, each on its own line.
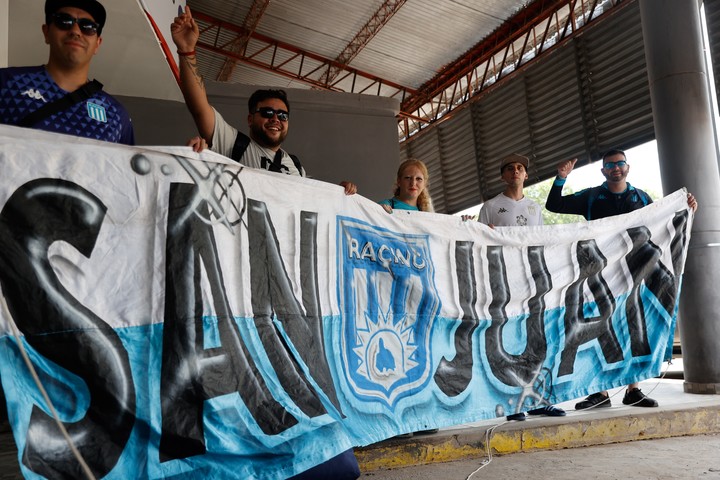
left=171, top=6, right=216, bottom=144
left=556, top=158, right=577, bottom=180
left=545, top=158, right=588, bottom=216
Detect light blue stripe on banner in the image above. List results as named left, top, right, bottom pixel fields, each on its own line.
left=0, top=322, right=352, bottom=480
left=0, top=280, right=678, bottom=478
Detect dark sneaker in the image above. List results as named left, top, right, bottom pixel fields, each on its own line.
left=622, top=388, right=658, bottom=407
left=506, top=412, right=526, bottom=421
left=575, top=392, right=611, bottom=410
left=416, top=428, right=439, bottom=434
left=528, top=405, right=567, bottom=417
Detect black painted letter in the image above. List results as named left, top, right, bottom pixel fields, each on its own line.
left=0, top=179, right=135, bottom=479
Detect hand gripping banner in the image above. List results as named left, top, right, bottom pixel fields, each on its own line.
left=0, top=125, right=693, bottom=479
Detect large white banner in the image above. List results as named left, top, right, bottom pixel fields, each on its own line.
left=0, top=125, right=692, bottom=479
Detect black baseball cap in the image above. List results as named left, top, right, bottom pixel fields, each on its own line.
left=45, top=0, right=106, bottom=33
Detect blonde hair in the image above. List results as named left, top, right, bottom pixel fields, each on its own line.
left=392, top=158, right=434, bottom=212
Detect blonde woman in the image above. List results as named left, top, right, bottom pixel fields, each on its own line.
left=378, top=159, right=438, bottom=438
left=379, top=159, right=434, bottom=213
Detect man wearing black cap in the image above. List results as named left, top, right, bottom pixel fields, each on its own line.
left=0, top=0, right=134, bottom=144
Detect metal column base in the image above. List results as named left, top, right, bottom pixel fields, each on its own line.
left=684, top=381, right=720, bottom=394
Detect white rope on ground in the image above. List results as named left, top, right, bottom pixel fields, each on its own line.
left=466, top=421, right=504, bottom=479
left=6, top=320, right=96, bottom=480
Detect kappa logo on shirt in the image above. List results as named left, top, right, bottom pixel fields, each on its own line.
left=87, top=102, right=107, bottom=123
left=21, top=89, right=47, bottom=102
left=497, top=207, right=508, bottom=214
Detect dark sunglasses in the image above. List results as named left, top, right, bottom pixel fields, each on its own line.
left=50, top=13, right=100, bottom=36
left=254, top=107, right=289, bottom=122
left=604, top=160, right=628, bottom=169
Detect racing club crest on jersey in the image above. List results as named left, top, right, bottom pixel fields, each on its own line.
left=337, top=217, right=440, bottom=407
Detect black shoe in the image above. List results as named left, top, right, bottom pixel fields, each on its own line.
left=506, top=412, right=526, bottom=421
left=415, top=428, right=439, bottom=434
left=528, top=405, right=567, bottom=417
left=622, top=388, right=658, bottom=407
left=575, top=392, right=611, bottom=410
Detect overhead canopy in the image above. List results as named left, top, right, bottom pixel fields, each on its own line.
left=402, top=1, right=655, bottom=213
left=6, top=0, right=719, bottom=213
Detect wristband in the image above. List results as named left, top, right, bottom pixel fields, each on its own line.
left=177, top=50, right=196, bottom=57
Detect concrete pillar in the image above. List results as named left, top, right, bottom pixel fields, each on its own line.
left=640, top=0, right=720, bottom=393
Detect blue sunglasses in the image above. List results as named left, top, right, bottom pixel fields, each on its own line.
left=604, top=160, right=628, bottom=169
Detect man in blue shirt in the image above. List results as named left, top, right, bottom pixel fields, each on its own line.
left=546, top=148, right=697, bottom=410
left=0, top=0, right=135, bottom=436
left=546, top=150, right=654, bottom=221
left=0, top=0, right=134, bottom=144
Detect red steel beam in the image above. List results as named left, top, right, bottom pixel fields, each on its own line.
left=216, top=0, right=270, bottom=81
left=401, top=0, right=575, bottom=115
left=192, top=10, right=415, bottom=98
left=324, top=0, right=407, bottom=85
left=399, top=0, right=622, bottom=139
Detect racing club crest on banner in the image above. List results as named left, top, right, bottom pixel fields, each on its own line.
left=337, top=217, right=440, bottom=407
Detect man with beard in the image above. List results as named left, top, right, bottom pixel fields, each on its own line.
left=546, top=148, right=697, bottom=411
left=170, top=6, right=356, bottom=194
left=169, top=7, right=360, bottom=480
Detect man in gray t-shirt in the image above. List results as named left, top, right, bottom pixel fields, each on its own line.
left=170, top=6, right=356, bottom=194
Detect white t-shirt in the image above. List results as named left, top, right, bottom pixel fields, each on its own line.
left=478, top=192, right=543, bottom=226
left=211, top=108, right=305, bottom=176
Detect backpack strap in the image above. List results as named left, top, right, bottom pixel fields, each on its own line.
left=586, top=186, right=601, bottom=220
left=230, top=132, right=251, bottom=163
left=289, top=154, right=304, bottom=177
left=637, top=189, right=651, bottom=206
left=17, top=79, right=103, bottom=128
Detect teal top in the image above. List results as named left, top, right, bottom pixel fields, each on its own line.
left=378, top=198, right=419, bottom=211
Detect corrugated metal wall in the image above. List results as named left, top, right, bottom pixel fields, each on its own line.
left=400, top=1, right=655, bottom=214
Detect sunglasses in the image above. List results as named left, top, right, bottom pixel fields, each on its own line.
left=254, top=107, right=289, bottom=122
left=604, top=160, right=628, bottom=169
left=50, top=13, right=100, bottom=36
